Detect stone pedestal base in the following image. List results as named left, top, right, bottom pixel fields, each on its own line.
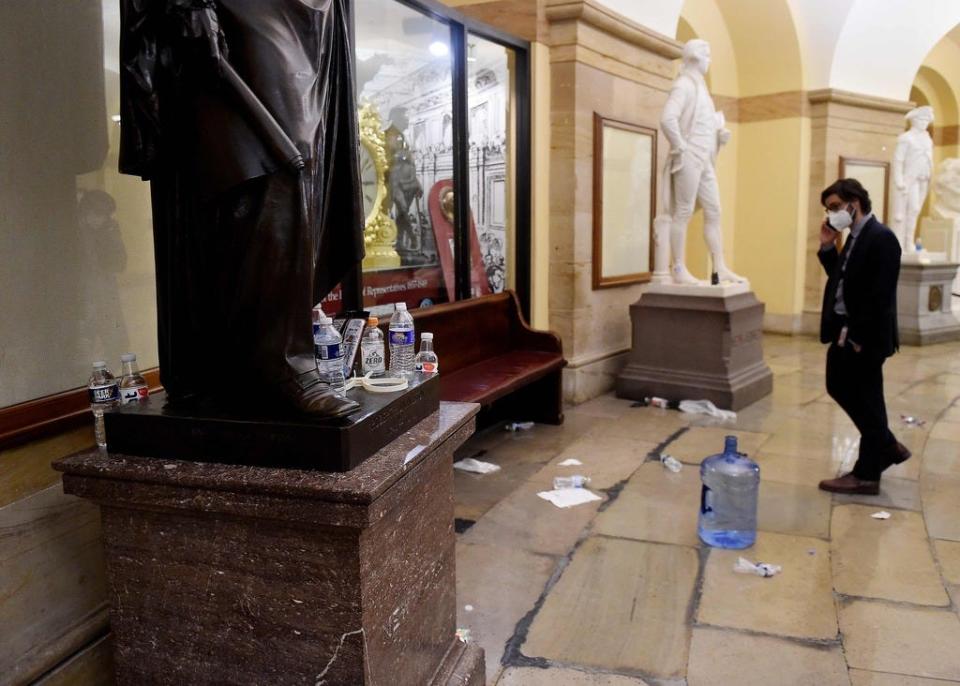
left=616, top=289, right=773, bottom=411
left=897, top=260, right=960, bottom=345
left=921, top=216, right=960, bottom=312
left=54, top=403, right=484, bottom=686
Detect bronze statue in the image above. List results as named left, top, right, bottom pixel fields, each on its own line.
left=119, top=0, right=364, bottom=416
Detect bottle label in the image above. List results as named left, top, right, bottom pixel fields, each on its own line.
left=315, top=343, right=343, bottom=361
left=389, top=330, right=415, bottom=346
left=416, top=361, right=438, bottom=374
left=121, top=386, right=149, bottom=404
left=362, top=345, right=386, bottom=373
left=88, top=383, right=120, bottom=404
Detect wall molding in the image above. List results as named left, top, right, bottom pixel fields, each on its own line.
left=545, top=0, right=682, bottom=60
left=808, top=88, right=914, bottom=115
left=0, top=369, right=161, bottom=450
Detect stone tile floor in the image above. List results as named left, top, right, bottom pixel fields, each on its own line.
left=452, top=334, right=960, bottom=685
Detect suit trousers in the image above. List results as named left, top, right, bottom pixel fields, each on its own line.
left=825, top=343, right=897, bottom=480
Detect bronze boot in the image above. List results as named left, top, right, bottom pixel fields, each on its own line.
left=282, top=370, right=360, bottom=417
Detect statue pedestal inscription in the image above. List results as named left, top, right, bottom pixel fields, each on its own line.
left=897, top=260, right=960, bottom=345
left=55, top=403, right=484, bottom=686
left=616, top=285, right=773, bottom=410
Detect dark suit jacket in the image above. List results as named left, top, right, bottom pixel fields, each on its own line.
left=819, top=216, right=901, bottom=358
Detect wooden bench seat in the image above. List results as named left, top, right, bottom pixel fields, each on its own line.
left=405, top=291, right=566, bottom=425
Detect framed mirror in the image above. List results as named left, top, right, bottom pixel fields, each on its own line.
left=839, top=157, right=890, bottom=224
left=592, top=114, right=657, bottom=289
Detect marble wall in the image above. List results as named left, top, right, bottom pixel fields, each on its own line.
left=545, top=0, right=681, bottom=402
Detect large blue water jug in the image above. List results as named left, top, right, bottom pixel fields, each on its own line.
left=698, top=435, right=760, bottom=549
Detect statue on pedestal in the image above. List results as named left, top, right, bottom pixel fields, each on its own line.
left=653, top=39, right=745, bottom=285
left=892, top=106, right=934, bottom=253
left=119, top=0, right=364, bottom=416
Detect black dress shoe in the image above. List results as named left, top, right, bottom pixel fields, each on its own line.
left=819, top=472, right=880, bottom=495
left=892, top=441, right=912, bottom=464
left=281, top=370, right=360, bottom=417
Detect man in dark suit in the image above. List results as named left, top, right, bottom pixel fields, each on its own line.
left=817, top=178, right=911, bottom=495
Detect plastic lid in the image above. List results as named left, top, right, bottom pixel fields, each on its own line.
left=120, top=353, right=136, bottom=362
left=422, top=332, right=433, bottom=340
left=319, top=315, right=333, bottom=325
left=92, top=360, right=107, bottom=369
left=395, top=302, right=407, bottom=311
left=367, top=316, right=379, bottom=326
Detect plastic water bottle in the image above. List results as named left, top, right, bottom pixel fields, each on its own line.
left=388, top=302, right=415, bottom=376
left=698, top=435, right=760, bottom=549
left=414, top=332, right=439, bottom=374
left=119, top=353, right=149, bottom=404
left=314, top=315, right=346, bottom=394
left=87, top=361, right=119, bottom=449
left=360, top=316, right=386, bottom=378
left=554, top=475, right=591, bottom=489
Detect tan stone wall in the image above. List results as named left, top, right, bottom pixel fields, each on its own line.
left=803, top=90, right=913, bottom=331
left=545, top=0, right=681, bottom=402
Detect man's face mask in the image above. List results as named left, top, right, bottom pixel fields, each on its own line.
left=827, top=204, right=855, bottom=231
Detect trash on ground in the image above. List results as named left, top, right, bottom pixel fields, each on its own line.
left=537, top=488, right=602, bottom=509
left=505, top=421, right=535, bottom=432
left=553, top=475, right=591, bottom=489
left=660, top=453, right=683, bottom=473
left=871, top=511, right=892, bottom=520
left=734, top=557, right=782, bottom=578
left=678, top=399, right=737, bottom=422
left=558, top=458, right=583, bottom=467
left=453, top=457, right=501, bottom=474
left=900, top=414, right=926, bottom=427
left=464, top=605, right=474, bottom=612
left=456, top=628, right=471, bottom=643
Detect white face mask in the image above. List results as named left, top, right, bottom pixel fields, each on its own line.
left=827, top=206, right=854, bottom=231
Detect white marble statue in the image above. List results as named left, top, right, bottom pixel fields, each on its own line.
left=932, top=158, right=960, bottom=220
left=653, top=39, right=744, bottom=285
left=892, top=106, right=934, bottom=253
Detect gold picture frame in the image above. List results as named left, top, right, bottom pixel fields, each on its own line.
left=593, top=113, right=657, bottom=289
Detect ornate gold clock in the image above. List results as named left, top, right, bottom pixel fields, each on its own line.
left=358, top=103, right=400, bottom=270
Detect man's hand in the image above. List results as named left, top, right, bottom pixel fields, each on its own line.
left=820, top=220, right=837, bottom=248
left=718, top=128, right=731, bottom=146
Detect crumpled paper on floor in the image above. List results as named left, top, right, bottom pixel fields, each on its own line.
left=679, top=399, right=737, bottom=422
left=537, top=488, right=602, bottom=509
left=453, top=457, right=501, bottom=474
left=871, top=511, right=892, bottom=520
left=558, top=458, right=583, bottom=466
left=660, top=453, right=683, bottom=473
left=900, top=414, right=926, bottom=427
left=734, top=557, right=782, bottom=578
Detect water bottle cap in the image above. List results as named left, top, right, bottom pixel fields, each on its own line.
left=319, top=315, right=333, bottom=326
left=120, top=353, right=136, bottom=362
left=92, top=360, right=107, bottom=369
left=395, top=302, right=407, bottom=311
left=422, top=332, right=433, bottom=340
left=367, top=316, right=379, bottom=327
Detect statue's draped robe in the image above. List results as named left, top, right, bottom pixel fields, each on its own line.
left=119, top=0, right=364, bottom=401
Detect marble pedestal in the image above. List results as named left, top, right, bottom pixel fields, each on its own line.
left=897, top=259, right=960, bottom=345
left=616, top=283, right=773, bottom=411
left=54, top=403, right=484, bottom=686
left=921, top=216, right=960, bottom=312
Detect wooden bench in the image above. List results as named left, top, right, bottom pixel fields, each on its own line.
left=404, top=291, right=566, bottom=425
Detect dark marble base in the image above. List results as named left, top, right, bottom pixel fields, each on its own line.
left=55, top=403, right=484, bottom=686
left=103, top=373, right=439, bottom=471
left=616, top=289, right=773, bottom=411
